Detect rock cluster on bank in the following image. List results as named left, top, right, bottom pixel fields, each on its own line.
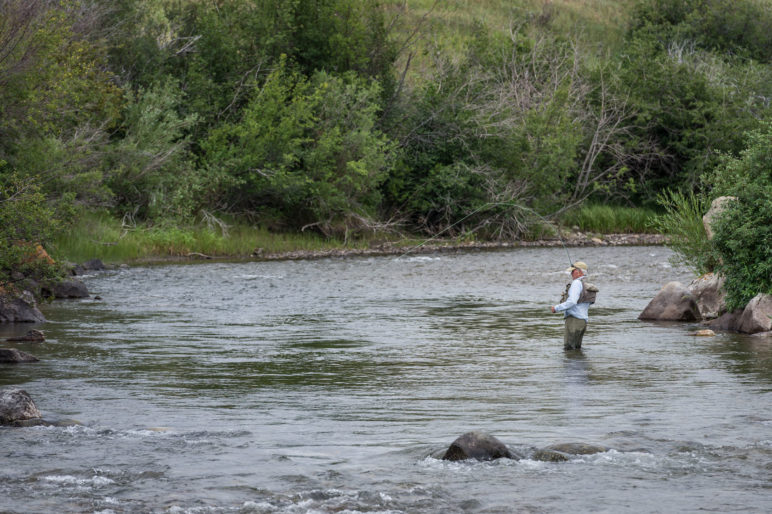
left=0, top=290, right=46, bottom=323
left=0, top=258, right=102, bottom=324
left=639, top=199, right=771, bottom=335
left=639, top=273, right=772, bottom=335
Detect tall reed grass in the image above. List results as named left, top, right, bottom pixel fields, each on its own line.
left=563, top=204, right=660, bottom=234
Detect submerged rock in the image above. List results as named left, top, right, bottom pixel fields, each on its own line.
left=543, top=442, right=609, bottom=454
left=532, top=449, right=570, bottom=462
left=0, top=389, right=41, bottom=424
left=8, top=418, right=82, bottom=428
left=639, top=282, right=700, bottom=322
left=6, top=329, right=45, bottom=342
left=0, top=348, right=39, bottom=363
left=442, top=431, right=517, bottom=461
left=0, top=290, right=46, bottom=323
left=532, top=443, right=609, bottom=462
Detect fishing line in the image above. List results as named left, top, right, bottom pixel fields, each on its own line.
left=395, top=201, right=574, bottom=265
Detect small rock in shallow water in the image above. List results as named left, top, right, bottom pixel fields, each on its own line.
left=532, top=449, right=570, bottom=462
left=0, top=389, right=41, bottom=424
left=693, top=329, right=716, bottom=337
left=542, top=442, right=609, bottom=455
left=0, top=348, right=39, bottom=363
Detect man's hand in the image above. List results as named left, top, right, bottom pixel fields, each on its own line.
left=550, top=306, right=556, bottom=313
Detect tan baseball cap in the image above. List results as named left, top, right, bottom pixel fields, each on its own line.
left=566, top=261, right=588, bottom=273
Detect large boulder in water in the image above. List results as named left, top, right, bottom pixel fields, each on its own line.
left=639, top=282, right=700, bottom=321
left=0, top=290, right=46, bottom=323
left=738, top=294, right=772, bottom=334
left=687, top=273, right=726, bottom=320
left=43, top=278, right=89, bottom=299
left=442, top=431, right=517, bottom=461
left=0, top=389, right=42, bottom=425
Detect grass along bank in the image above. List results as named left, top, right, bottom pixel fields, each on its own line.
left=52, top=212, right=369, bottom=264
left=52, top=206, right=661, bottom=265
left=561, top=203, right=660, bottom=235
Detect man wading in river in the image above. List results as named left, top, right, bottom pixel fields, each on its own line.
left=550, top=261, right=597, bottom=351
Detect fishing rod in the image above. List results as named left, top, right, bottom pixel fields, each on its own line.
left=396, top=200, right=574, bottom=266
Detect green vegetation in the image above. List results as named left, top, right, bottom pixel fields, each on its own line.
left=567, top=204, right=659, bottom=234
left=650, top=190, right=714, bottom=274
left=52, top=212, right=360, bottom=264
left=707, top=124, right=772, bottom=310
left=1, top=0, right=771, bottom=307
left=653, top=123, right=772, bottom=309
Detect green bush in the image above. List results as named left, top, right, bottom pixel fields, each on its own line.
left=707, top=124, right=772, bottom=310
left=203, top=62, right=395, bottom=234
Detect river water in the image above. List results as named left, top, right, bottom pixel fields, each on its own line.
left=1, top=246, right=771, bottom=513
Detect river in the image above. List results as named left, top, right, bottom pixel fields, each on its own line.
left=1, top=246, right=771, bottom=513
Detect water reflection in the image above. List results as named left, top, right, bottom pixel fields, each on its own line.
left=562, top=351, right=590, bottom=383
left=708, top=334, right=772, bottom=386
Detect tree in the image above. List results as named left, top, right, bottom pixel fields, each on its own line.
left=0, top=0, right=122, bottom=206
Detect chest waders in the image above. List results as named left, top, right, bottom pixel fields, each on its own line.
left=559, top=280, right=598, bottom=351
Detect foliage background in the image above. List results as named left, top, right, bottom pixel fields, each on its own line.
left=1, top=0, right=771, bottom=301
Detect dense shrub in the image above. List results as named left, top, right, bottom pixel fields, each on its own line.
left=619, top=0, right=772, bottom=201
left=106, top=78, right=200, bottom=219
left=203, top=64, right=395, bottom=234
left=706, top=124, right=772, bottom=310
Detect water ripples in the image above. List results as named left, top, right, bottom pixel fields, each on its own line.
left=2, top=247, right=772, bottom=512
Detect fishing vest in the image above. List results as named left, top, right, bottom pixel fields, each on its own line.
left=560, top=279, right=599, bottom=304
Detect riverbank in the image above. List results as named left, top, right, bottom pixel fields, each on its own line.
left=51, top=209, right=665, bottom=265
left=129, top=232, right=667, bottom=264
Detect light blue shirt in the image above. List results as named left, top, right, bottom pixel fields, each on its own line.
left=554, top=277, right=590, bottom=321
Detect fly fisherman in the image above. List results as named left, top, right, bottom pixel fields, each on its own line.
left=550, top=261, right=596, bottom=351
